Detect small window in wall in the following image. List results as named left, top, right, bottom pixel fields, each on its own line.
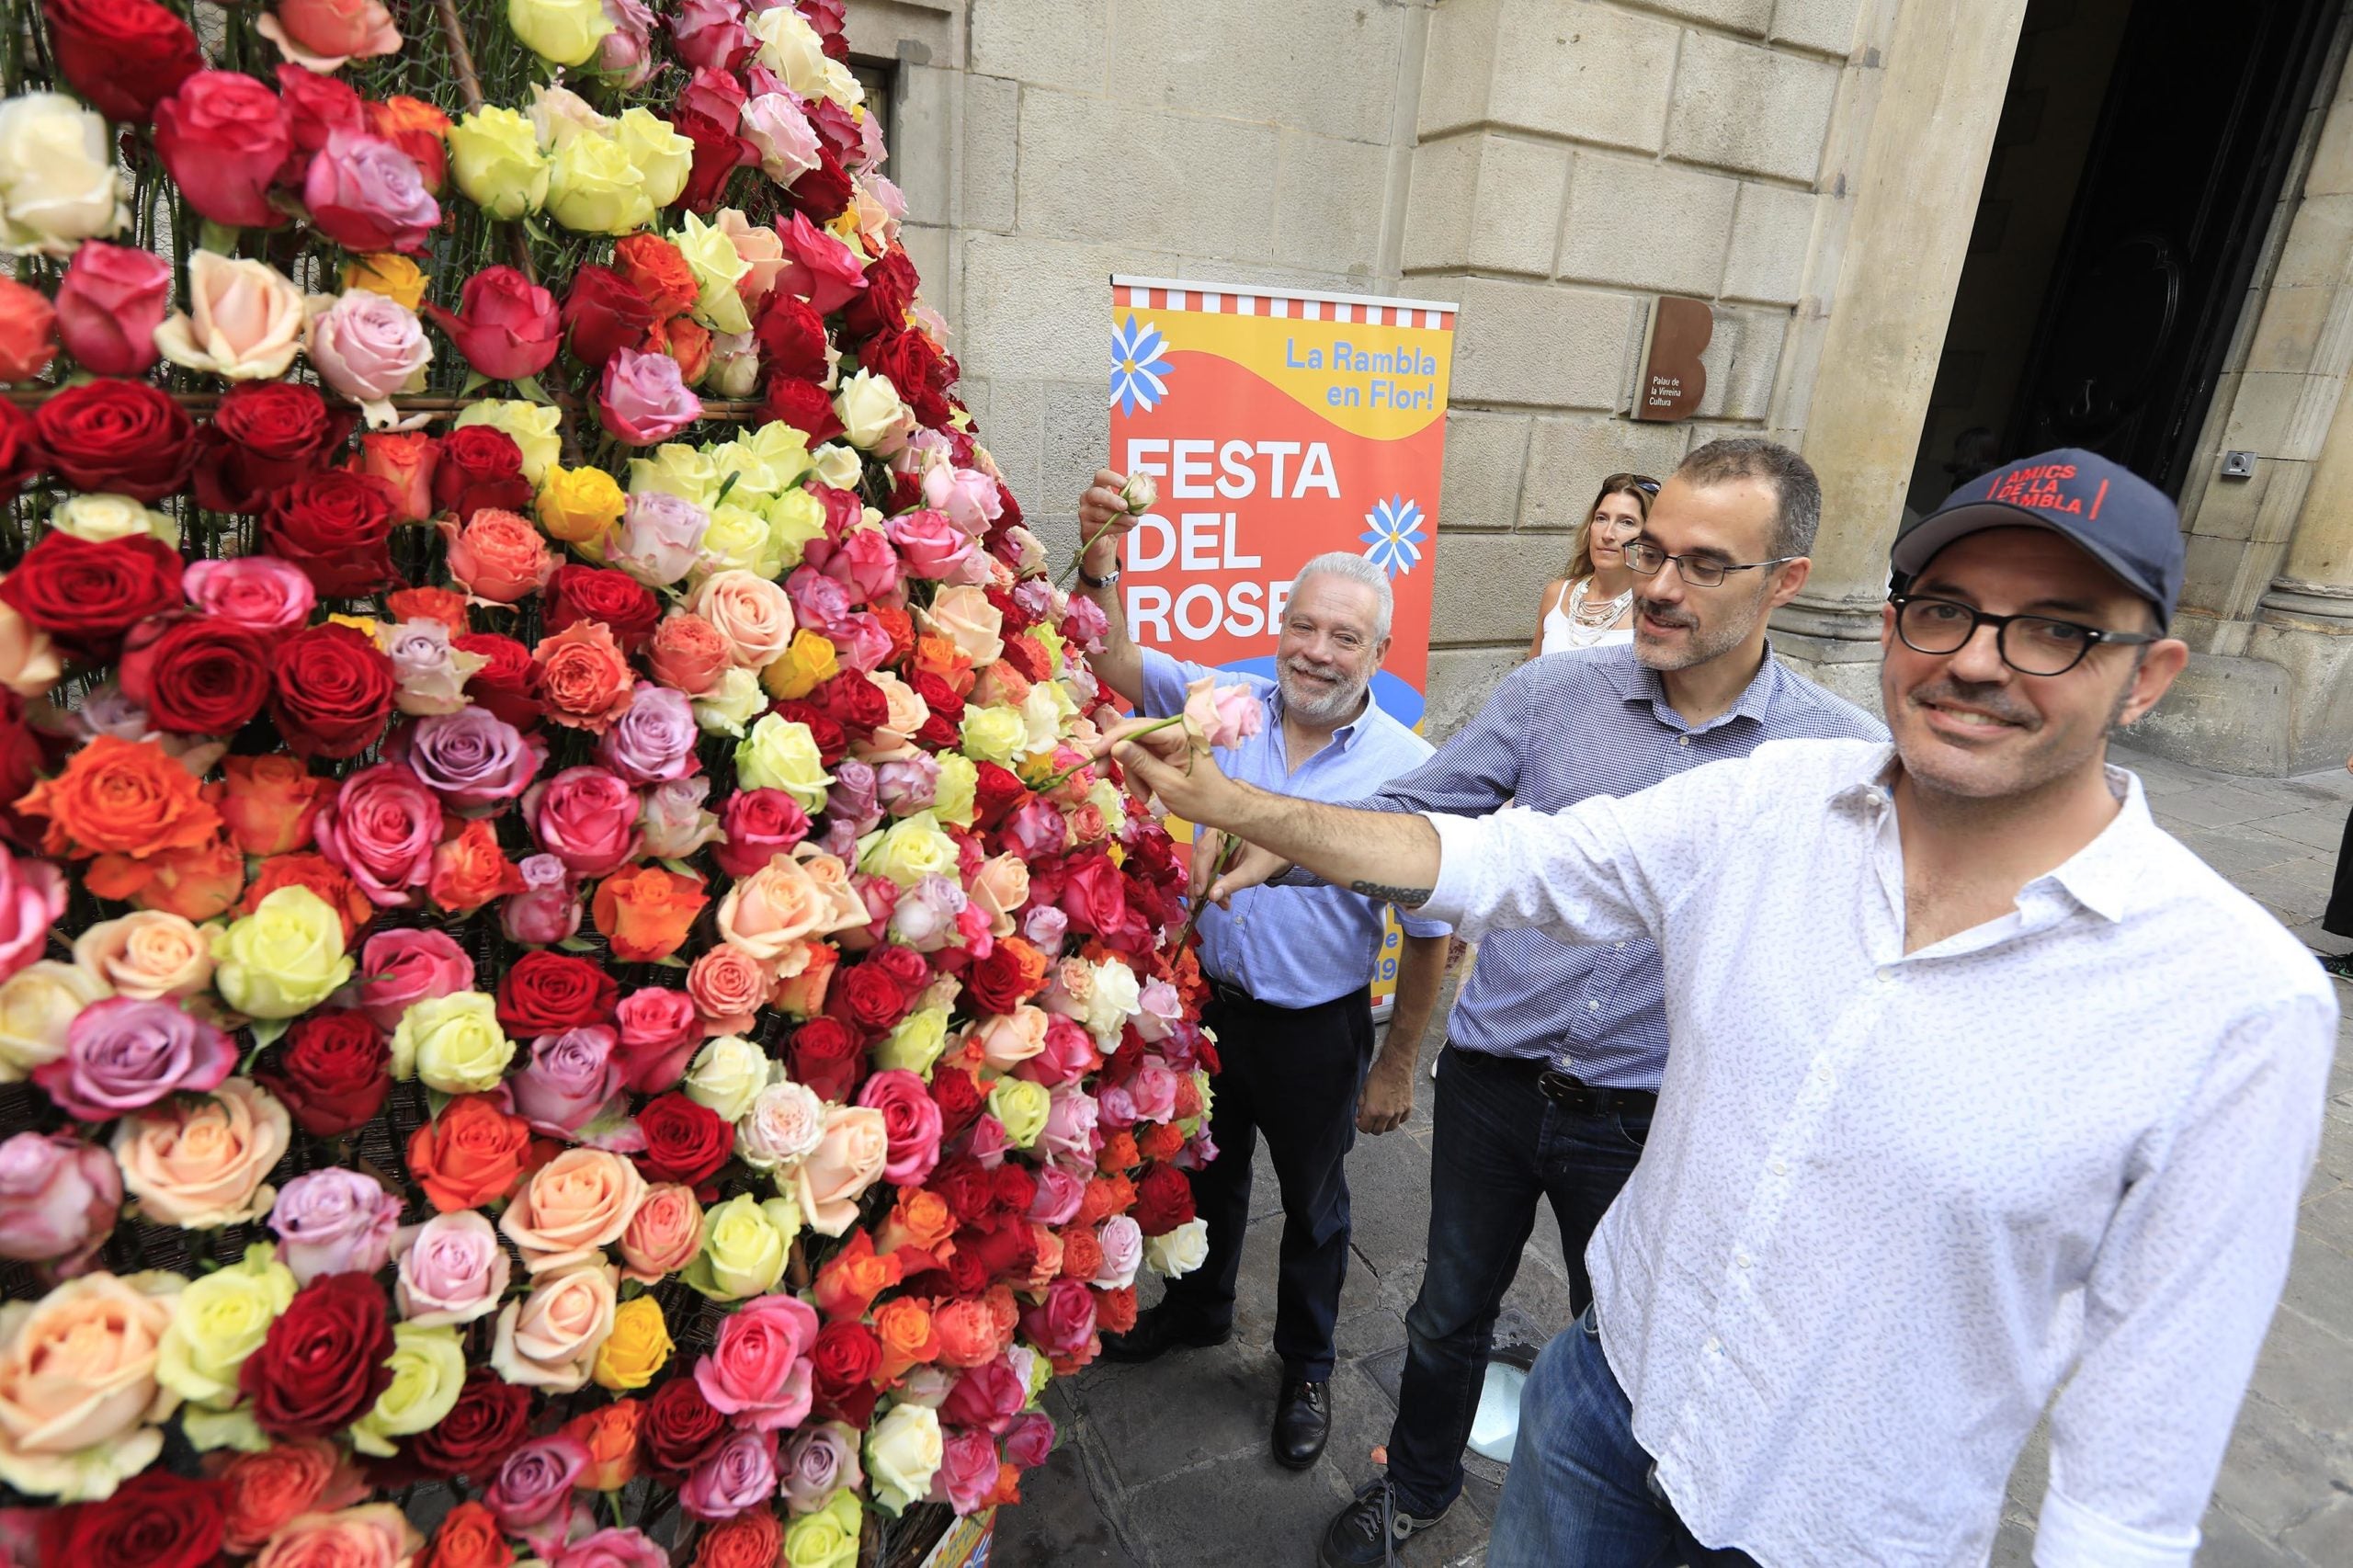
left=851, top=58, right=895, bottom=164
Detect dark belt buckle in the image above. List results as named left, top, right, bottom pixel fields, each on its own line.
left=1539, top=1072, right=1602, bottom=1114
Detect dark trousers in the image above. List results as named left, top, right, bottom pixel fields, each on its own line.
left=1158, top=984, right=1374, bottom=1381
left=2327, top=805, right=2353, bottom=937
left=1385, top=1045, right=1652, bottom=1519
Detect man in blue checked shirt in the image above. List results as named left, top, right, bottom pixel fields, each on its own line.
left=1198, top=438, right=1887, bottom=1566
left=1071, top=471, right=1451, bottom=1473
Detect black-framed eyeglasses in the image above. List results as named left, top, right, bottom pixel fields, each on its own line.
left=1622, top=540, right=1795, bottom=587
left=1891, top=595, right=2161, bottom=676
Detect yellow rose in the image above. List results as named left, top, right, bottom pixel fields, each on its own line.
left=863, top=1402, right=942, bottom=1515
left=987, top=1076, right=1051, bottom=1148
left=784, top=1488, right=863, bottom=1568
left=809, top=444, right=862, bottom=490
left=958, top=705, right=1027, bottom=766
left=390, top=992, right=515, bottom=1094
left=344, top=253, right=429, bottom=308
left=931, top=753, right=978, bottom=829
left=507, top=0, right=612, bottom=66
left=591, top=1295, right=673, bottom=1392
left=1034, top=622, right=1068, bottom=677
left=871, top=1006, right=949, bottom=1077
left=693, top=666, right=767, bottom=738
left=455, top=400, right=563, bottom=485
left=448, top=108, right=550, bottom=221
left=726, top=423, right=815, bottom=490
left=735, top=712, right=834, bottom=811
left=615, top=108, right=694, bottom=210
left=0, top=960, right=108, bottom=1081
left=699, top=501, right=774, bottom=579
left=48, top=494, right=177, bottom=548
left=154, top=1244, right=293, bottom=1413
left=538, top=463, right=627, bottom=545
left=763, top=486, right=828, bottom=572
left=677, top=211, right=753, bottom=335
left=683, top=1034, right=772, bottom=1122
left=682, top=1193, right=799, bottom=1301
left=547, top=131, right=655, bottom=235
left=629, top=443, right=718, bottom=506
left=760, top=629, right=839, bottom=701
left=832, top=369, right=913, bottom=453
left=350, top=1322, right=465, bottom=1456
left=860, top=811, right=959, bottom=889
left=210, top=886, right=354, bottom=1021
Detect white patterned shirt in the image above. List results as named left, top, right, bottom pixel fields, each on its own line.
left=1417, top=738, right=2336, bottom=1568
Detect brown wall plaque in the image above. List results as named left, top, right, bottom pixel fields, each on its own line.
left=1633, top=295, right=1712, bottom=422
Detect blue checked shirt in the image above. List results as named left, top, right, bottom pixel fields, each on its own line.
left=1351, top=644, right=1884, bottom=1087
left=1139, top=648, right=1449, bottom=1008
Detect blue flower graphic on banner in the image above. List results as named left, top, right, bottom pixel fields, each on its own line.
left=1360, top=496, right=1428, bottom=579
left=1109, top=313, right=1175, bottom=416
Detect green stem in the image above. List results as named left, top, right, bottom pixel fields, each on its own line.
left=1056, top=516, right=1122, bottom=589
left=1031, top=713, right=1185, bottom=793
left=1169, top=835, right=1240, bottom=958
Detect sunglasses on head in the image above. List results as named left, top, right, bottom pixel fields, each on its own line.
left=1632, top=477, right=1661, bottom=494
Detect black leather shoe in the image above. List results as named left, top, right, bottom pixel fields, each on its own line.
left=1318, top=1476, right=1448, bottom=1566
left=1097, top=1301, right=1231, bottom=1364
left=1272, top=1376, right=1330, bottom=1469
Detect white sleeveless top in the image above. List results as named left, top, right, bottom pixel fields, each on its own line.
left=1540, top=576, right=1634, bottom=654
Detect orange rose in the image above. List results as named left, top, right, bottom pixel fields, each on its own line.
left=418, top=1501, right=513, bottom=1568
left=214, top=754, right=334, bottom=856
left=645, top=611, right=730, bottom=698
left=769, top=937, right=837, bottom=1017
left=240, top=852, right=373, bottom=943
left=1136, top=1122, right=1185, bottom=1163
left=692, top=1509, right=782, bottom=1568
left=973, top=658, right=1032, bottom=711
left=534, top=619, right=636, bottom=733
left=562, top=1399, right=644, bottom=1491
left=211, top=1437, right=371, bottom=1555
left=1075, top=1174, right=1134, bottom=1228
left=870, top=603, right=915, bottom=665
left=366, top=96, right=452, bottom=193
left=1059, top=1225, right=1104, bottom=1284
left=986, top=1460, right=1022, bottom=1509
left=983, top=1281, right=1019, bottom=1340
left=407, top=1092, right=545, bottom=1213
left=1096, top=1284, right=1138, bottom=1336
left=876, top=1187, right=955, bottom=1262
left=385, top=585, right=472, bottom=640
left=442, top=508, right=556, bottom=604
left=929, top=1296, right=1002, bottom=1369
left=645, top=314, right=711, bottom=384
left=85, top=833, right=247, bottom=922
left=1026, top=1224, right=1064, bottom=1291
left=251, top=1503, right=419, bottom=1568
left=873, top=1295, right=939, bottom=1383
left=813, top=1230, right=900, bottom=1322
left=359, top=430, right=438, bottom=523
left=429, top=818, right=526, bottom=915
left=911, top=632, right=974, bottom=699
left=1097, top=1131, right=1140, bottom=1173
left=17, top=734, right=221, bottom=861
left=686, top=941, right=767, bottom=1034
left=593, top=864, right=708, bottom=963
left=617, top=1181, right=702, bottom=1284
left=613, top=233, right=698, bottom=317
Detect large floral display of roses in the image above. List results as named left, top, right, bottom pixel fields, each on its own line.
left=0, top=1, right=1224, bottom=1563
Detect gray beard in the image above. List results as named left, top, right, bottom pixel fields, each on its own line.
left=1281, top=669, right=1370, bottom=727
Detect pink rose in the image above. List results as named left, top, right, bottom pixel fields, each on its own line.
left=441, top=506, right=558, bottom=603
left=354, top=927, right=474, bottom=1033
left=551, top=1528, right=668, bottom=1568
left=680, top=1427, right=778, bottom=1522
left=52, top=243, right=172, bottom=377
left=855, top=1068, right=943, bottom=1187
left=617, top=1181, right=700, bottom=1283
left=1003, top=1409, right=1054, bottom=1470
left=920, top=465, right=1003, bottom=534
left=505, top=1027, right=626, bottom=1139
left=1092, top=1214, right=1142, bottom=1290
left=524, top=766, right=644, bottom=879
left=1038, top=1083, right=1100, bottom=1165
left=484, top=1436, right=593, bottom=1556
left=612, top=987, right=701, bottom=1093
left=393, top=1210, right=510, bottom=1325
left=597, top=347, right=703, bottom=447
left=183, top=555, right=317, bottom=631
left=810, top=522, right=902, bottom=604
left=741, top=93, right=819, bottom=183
left=304, top=130, right=439, bottom=253
left=0, top=1131, right=119, bottom=1276
left=258, top=0, right=403, bottom=74
left=930, top=1426, right=1000, bottom=1517
left=502, top=854, right=585, bottom=947
left=1026, top=1164, right=1086, bottom=1228
left=316, top=762, right=446, bottom=907
left=939, top=1355, right=1025, bottom=1434
left=1183, top=674, right=1263, bottom=751
left=776, top=211, right=867, bottom=315
left=268, top=1166, right=400, bottom=1284
left=1128, top=1055, right=1180, bottom=1124
left=35, top=998, right=236, bottom=1122
left=694, top=1290, right=819, bottom=1431
left=882, top=509, right=973, bottom=581
left=0, top=850, right=63, bottom=987
left=1017, top=1276, right=1097, bottom=1361
left=307, top=290, right=430, bottom=413
left=672, top=0, right=751, bottom=69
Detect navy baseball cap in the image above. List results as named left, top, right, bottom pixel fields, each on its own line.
left=1891, top=448, right=2184, bottom=620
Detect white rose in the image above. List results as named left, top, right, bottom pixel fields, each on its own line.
left=736, top=1078, right=826, bottom=1171
left=1085, top=957, right=1142, bottom=1040
left=833, top=369, right=915, bottom=455
left=48, top=494, right=179, bottom=548
left=747, top=6, right=831, bottom=95
left=692, top=665, right=767, bottom=737
left=0, top=94, right=124, bottom=256
left=810, top=443, right=863, bottom=490
left=1143, top=1216, right=1210, bottom=1279
left=683, top=1034, right=772, bottom=1123
left=864, top=1401, right=943, bottom=1514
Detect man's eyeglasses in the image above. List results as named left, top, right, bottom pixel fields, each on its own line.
left=1891, top=595, right=2161, bottom=676
left=1622, top=540, right=1795, bottom=587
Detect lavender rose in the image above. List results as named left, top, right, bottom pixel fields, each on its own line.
left=609, top=492, right=708, bottom=587
left=393, top=1209, right=511, bottom=1325
left=641, top=777, right=723, bottom=859
left=680, top=1426, right=778, bottom=1521
left=0, top=1131, right=120, bottom=1275
left=269, top=1166, right=402, bottom=1284
left=876, top=755, right=938, bottom=817
left=485, top=1435, right=593, bottom=1556
left=597, top=347, right=703, bottom=447
left=1093, top=1214, right=1143, bottom=1290
left=597, top=682, right=700, bottom=784
left=399, top=707, right=546, bottom=813
left=32, top=997, right=236, bottom=1122
left=504, top=1025, right=625, bottom=1137
left=502, top=854, right=585, bottom=946
left=780, top=1420, right=866, bottom=1514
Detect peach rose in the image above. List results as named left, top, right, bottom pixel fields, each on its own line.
left=768, top=937, right=837, bottom=1017
left=686, top=942, right=769, bottom=1035
left=925, top=585, right=1004, bottom=668
left=71, top=911, right=213, bottom=1002
left=646, top=611, right=731, bottom=698
left=858, top=671, right=928, bottom=761
left=153, top=252, right=305, bottom=381
left=251, top=1504, right=420, bottom=1568
left=713, top=855, right=826, bottom=962
left=796, top=849, right=874, bottom=936
left=489, top=1263, right=616, bottom=1392
left=440, top=508, right=556, bottom=604
left=617, top=1182, right=701, bottom=1285
left=928, top=1295, right=1004, bottom=1370
left=498, top=1148, right=647, bottom=1275
left=215, top=756, right=333, bottom=858
left=211, top=1437, right=371, bottom=1555
left=111, top=1077, right=290, bottom=1230
left=792, top=1105, right=889, bottom=1238
left=0, top=1271, right=177, bottom=1500
left=0, top=585, right=60, bottom=700
left=534, top=619, right=637, bottom=733
left=685, top=570, right=796, bottom=669
left=714, top=207, right=786, bottom=301
left=969, top=855, right=1030, bottom=939
left=974, top=1006, right=1048, bottom=1073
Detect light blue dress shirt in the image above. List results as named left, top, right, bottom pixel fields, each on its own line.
left=1139, top=648, right=1448, bottom=1009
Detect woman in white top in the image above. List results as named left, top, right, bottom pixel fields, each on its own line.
left=1527, top=472, right=1654, bottom=658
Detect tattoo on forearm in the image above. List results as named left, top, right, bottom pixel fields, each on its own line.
left=1349, top=880, right=1433, bottom=909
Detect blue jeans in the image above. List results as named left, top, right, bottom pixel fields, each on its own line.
left=1383, top=1046, right=1650, bottom=1517
left=1490, top=1307, right=1759, bottom=1568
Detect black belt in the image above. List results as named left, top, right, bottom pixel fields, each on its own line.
left=1458, top=1045, right=1657, bottom=1116
left=1204, top=973, right=1256, bottom=1012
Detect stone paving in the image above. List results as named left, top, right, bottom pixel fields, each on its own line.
left=999, top=744, right=2353, bottom=1568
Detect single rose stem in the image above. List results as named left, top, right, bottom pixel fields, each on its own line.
left=1056, top=515, right=1125, bottom=588
left=1031, top=712, right=1184, bottom=793
left=1169, top=835, right=1241, bottom=958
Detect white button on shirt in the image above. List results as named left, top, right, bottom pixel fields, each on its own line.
left=1419, top=738, right=2336, bottom=1568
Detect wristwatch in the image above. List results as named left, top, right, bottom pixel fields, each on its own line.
left=1077, top=562, right=1120, bottom=589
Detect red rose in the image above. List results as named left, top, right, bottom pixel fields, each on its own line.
left=929, top=1155, right=992, bottom=1224
left=0, top=693, right=49, bottom=851
left=831, top=961, right=911, bottom=1036
left=38, top=1469, right=222, bottom=1568
left=496, top=950, right=620, bottom=1036
left=426, top=267, right=561, bottom=382
left=277, top=62, right=365, bottom=157
left=808, top=1319, right=883, bottom=1426
left=991, top=1163, right=1038, bottom=1215
left=711, top=788, right=810, bottom=879
left=273, top=622, right=397, bottom=759
left=263, top=470, right=401, bottom=599
left=760, top=373, right=847, bottom=442
left=258, top=1009, right=391, bottom=1137
left=959, top=1213, right=1038, bottom=1284
left=43, top=0, right=202, bottom=126
left=433, top=425, right=534, bottom=522
left=915, top=713, right=961, bottom=752
left=790, top=1017, right=866, bottom=1101
left=806, top=0, right=848, bottom=51
left=1132, top=1162, right=1197, bottom=1237
left=0, top=532, right=182, bottom=663
left=642, top=1375, right=726, bottom=1479
left=910, top=670, right=964, bottom=726
left=769, top=699, right=847, bottom=766
left=153, top=70, right=293, bottom=230
left=0, top=401, right=39, bottom=506
left=929, top=1067, right=985, bottom=1138
left=613, top=233, right=698, bottom=317
left=809, top=671, right=884, bottom=735
left=240, top=1271, right=396, bottom=1437
left=408, top=1368, right=534, bottom=1480
left=970, top=762, right=1031, bottom=832
left=785, top=145, right=853, bottom=223
left=563, top=265, right=657, bottom=370
left=117, top=615, right=275, bottom=734
left=754, top=292, right=829, bottom=381
left=544, top=565, right=660, bottom=650
left=1058, top=853, right=1130, bottom=937
left=844, top=249, right=919, bottom=343
left=633, top=1092, right=733, bottom=1187
left=197, top=380, right=356, bottom=514
left=965, top=946, right=1035, bottom=1017
left=453, top=632, right=541, bottom=733
left=34, top=377, right=195, bottom=500
left=671, top=107, right=750, bottom=213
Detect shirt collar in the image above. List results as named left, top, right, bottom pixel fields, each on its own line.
left=1597, top=642, right=1787, bottom=733
left=1264, top=682, right=1376, bottom=751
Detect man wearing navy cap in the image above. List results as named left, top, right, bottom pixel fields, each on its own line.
left=1108, top=449, right=2339, bottom=1567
